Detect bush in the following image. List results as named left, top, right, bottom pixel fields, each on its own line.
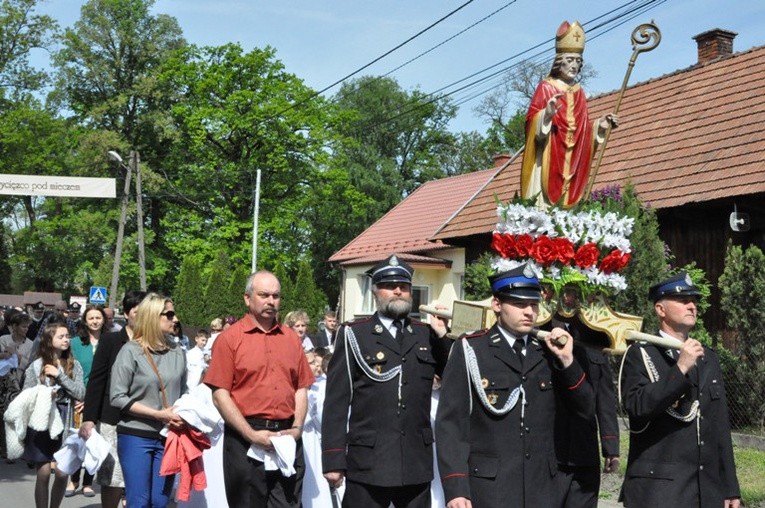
left=718, top=242, right=765, bottom=429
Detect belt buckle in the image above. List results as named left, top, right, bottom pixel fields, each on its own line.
left=265, top=420, right=279, bottom=430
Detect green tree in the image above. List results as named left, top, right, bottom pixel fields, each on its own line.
left=271, top=262, right=294, bottom=320
left=718, top=242, right=765, bottom=428
left=333, top=75, right=457, bottom=199
left=174, top=255, right=206, bottom=326
left=203, top=251, right=232, bottom=323
left=463, top=252, right=495, bottom=301
left=224, top=265, right=251, bottom=319
left=290, top=258, right=327, bottom=325
left=603, top=185, right=672, bottom=332
left=0, top=223, right=12, bottom=293
left=0, top=0, right=58, bottom=99
left=50, top=0, right=187, bottom=293
left=157, top=43, right=333, bottom=275
left=53, top=0, right=184, bottom=144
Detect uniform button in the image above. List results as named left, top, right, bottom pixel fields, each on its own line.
left=649, top=470, right=654, bottom=475
left=700, top=441, right=704, bottom=446
left=400, top=430, right=406, bottom=435
left=401, top=357, right=406, bottom=362
left=700, top=465, right=704, bottom=471
left=473, top=467, right=478, bottom=473
left=525, top=427, right=530, bottom=433
left=401, top=404, right=407, bottom=410
left=403, top=380, right=408, bottom=385
left=522, top=375, right=527, bottom=381
left=525, top=453, right=530, bottom=459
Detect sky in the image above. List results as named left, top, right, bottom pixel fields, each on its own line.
left=30, top=0, right=765, bottom=134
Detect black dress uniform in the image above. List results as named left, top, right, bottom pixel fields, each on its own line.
left=436, top=324, right=595, bottom=507
left=321, top=255, right=449, bottom=508
left=551, top=318, right=620, bottom=508
left=619, top=273, right=740, bottom=507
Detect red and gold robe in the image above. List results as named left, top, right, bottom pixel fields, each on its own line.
left=521, top=78, right=599, bottom=208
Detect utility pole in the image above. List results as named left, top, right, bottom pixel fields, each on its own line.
left=133, top=151, right=147, bottom=291
left=109, top=154, right=133, bottom=308
left=251, top=169, right=262, bottom=273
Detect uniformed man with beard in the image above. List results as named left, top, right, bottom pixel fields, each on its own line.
left=322, top=255, right=450, bottom=508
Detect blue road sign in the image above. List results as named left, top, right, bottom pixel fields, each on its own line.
left=89, top=286, right=107, bottom=304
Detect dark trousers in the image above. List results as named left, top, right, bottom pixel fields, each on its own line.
left=342, top=480, right=430, bottom=508
left=557, top=465, right=600, bottom=508
left=223, top=423, right=305, bottom=508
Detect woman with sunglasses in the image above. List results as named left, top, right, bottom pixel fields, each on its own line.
left=110, top=294, right=186, bottom=508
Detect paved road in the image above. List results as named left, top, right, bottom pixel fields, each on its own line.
left=0, top=460, right=101, bottom=507
left=1, top=458, right=625, bottom=507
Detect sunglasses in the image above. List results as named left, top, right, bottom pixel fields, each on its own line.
left=161, top=311, right=177, bottom=320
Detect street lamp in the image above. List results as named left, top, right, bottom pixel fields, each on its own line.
left=107, top=150, right=147, bottom=308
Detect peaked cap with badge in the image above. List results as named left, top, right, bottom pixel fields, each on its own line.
left=365, top=254, right=413, bottom=285
left=32, top=301, right=46, bottom=311
left=436, top=262, right=594, bottom=506
left=648, top=272, right=701, bottom=303
left=322, top=254, right=452, bottom=496
left=489, top=263, right=542, bottom=301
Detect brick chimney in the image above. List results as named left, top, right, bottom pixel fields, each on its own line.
left=492, top=153, right=511, bottom=169
left=692, top=28, right=737, bottom=64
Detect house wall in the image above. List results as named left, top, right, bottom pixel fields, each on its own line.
left=658, top=193, right=765, bottom=336
left=338, top=248, right=466, bottom=323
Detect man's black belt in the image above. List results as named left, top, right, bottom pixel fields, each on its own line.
left=245, top=416, right=294, bottom=431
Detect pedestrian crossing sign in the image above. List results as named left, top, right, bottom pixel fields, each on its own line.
left=89, top=286, right=107, bottom=304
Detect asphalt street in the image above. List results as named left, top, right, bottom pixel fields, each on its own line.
left=0, top=458, right=624, bottom=507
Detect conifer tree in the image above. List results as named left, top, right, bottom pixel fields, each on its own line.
left=174, top=255, right=205, bottom=326
left=203, top=251, right=232, bottom=323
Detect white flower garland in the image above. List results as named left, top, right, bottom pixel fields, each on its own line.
left=493, top=203, right=634, bottom=292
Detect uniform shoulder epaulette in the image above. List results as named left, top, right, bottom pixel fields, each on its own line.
left=460, top=329, right=488, bottom=339
left=344, top=315, right=374, bottom=327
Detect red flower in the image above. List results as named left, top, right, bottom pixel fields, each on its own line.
left=574, top=243, right=600, bottom=269
left=531, top=235, right=557, bottom=266
left=553, top=237, right=575, bottom=264
left=491, top=233, right=515, bottom=258
left=600, top=250, right=631, bottom=273
left=515, top=235, right=533, bottom=257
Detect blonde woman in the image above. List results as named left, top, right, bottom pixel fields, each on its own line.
left=110, top=294, right=186, bottom=508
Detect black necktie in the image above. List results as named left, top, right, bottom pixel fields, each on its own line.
left=393, top=320, right=403, bottom=345
left=513, top=339, right=525, bottom=366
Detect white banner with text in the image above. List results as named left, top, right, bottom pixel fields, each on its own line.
left=0, top=174, right=116, bottom=198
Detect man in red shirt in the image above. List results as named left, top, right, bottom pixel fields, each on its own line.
left=205, top=270, right=315, bottom=507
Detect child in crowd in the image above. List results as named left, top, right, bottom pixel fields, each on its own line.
left=186, top=329, right=209, bottom=390
left=302, top=348, right=338, bottom=507
left=22, top=323, right=86, bottom=508
left=285, top=310, right=314, bottom=351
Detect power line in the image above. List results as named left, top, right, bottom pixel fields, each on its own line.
left=270, top=0, right=477, bottom=120
left=357, top=0, right=667, bottom=131
left=381, top=0, right=520, bottom=78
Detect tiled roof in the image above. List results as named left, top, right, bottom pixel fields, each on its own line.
left=339, top=252, right=453, bottom=267
left=433, top=44, right=765, bottom=241
left=329, top=167, right=497, bottom=264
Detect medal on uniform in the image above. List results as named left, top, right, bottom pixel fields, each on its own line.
left=374, top=324, right=383, bottom=333
left=376, top=352, right=385, bottom=360
left=374, top=365, right=382, bottom=373
left=488, top=394, right=498, bottom=405
left=481, top=378, right=489, bottom=389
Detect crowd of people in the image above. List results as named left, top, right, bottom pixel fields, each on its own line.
left=0, top=259, right=742, bottom=508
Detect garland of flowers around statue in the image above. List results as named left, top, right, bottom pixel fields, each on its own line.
left=490, top=196, right=634, bottom=298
